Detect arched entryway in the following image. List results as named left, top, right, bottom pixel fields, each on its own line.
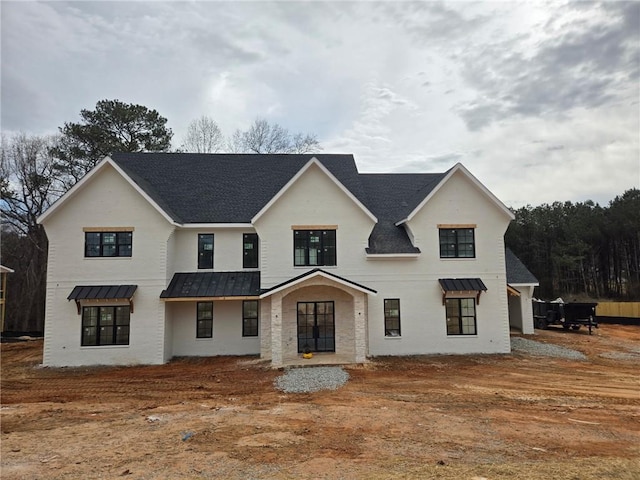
left=259, top=269, right=376, bottom=366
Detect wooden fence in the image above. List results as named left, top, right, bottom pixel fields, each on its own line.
left=596, top=302, right=640, bottom=319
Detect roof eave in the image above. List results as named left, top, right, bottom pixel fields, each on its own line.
left=161, top=295, right=261, bottom=302
left=177, top=223, right=254, bottom=229
left=108, top=158, right=180, bottom=226
left=365, top=253, right=420, bottom=259
left=260, top=269, right=377, bottom=298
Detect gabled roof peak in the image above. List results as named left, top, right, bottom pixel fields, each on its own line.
left=251, top=156, right=377, bottom=224
left=394, top=162, right=514, bottom=226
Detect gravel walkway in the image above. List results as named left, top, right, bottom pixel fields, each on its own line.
left=510, top=336, right=587, bottom=360
left=274, top=366, right=350, bottom=393
left=276, top=340, right=588, bottom=393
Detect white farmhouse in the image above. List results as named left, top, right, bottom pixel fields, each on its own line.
left=37, top=153, right=537, bottom=367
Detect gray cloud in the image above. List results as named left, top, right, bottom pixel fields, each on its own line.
left=546, top=145, right=565, bottom=152
left=390, top=153, right=463, bottom=173
left=379, top=1, right=488, bottom=44
left=429, top=153, right=462, bottom=165
left=1, top=1, right=637, bottom=208
left=457, top=2, right=640, bottom=130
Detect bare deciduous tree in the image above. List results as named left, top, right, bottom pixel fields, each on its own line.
left=1, top=133, right=62, bottom=332
left=181, top=116, right=225, bottom=153
left=291, top=132, right=323, bottom=155
left=229, top=118, right=321, bottom=154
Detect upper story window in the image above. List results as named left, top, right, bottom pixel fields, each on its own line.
left=85, top=231, right=132, bottom=257
left=243, top=233, right=259, bottom=269
left=198, top=234, right=214, bottom=269
left=294, top=229, right=336, bottom=267
left=439, top=227, right=475, bottom=258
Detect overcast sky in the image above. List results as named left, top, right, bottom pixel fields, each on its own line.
left=2, top=1, right=639, bottom=208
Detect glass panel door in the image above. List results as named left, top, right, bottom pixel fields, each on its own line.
left=297, top=301, right=335, bottom=353
left=297, top=302, right=315, bottom=352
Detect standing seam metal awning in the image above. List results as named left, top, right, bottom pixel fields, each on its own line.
left=439, top=278, right=487, bottom=305
left=67, top=285, right=138, bottom=314
left=160, top=271, right=261, bottom=300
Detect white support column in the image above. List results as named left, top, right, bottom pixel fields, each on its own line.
left=520, top=286, right=535, bottom=334
left=354, top=292, right=367, bottom=363
left=270, top=292, right=283, bottom=367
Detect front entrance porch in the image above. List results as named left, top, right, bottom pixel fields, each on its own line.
left=259, top=269, right=376, bottom=367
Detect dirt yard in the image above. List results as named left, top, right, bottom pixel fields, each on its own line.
left=2, top=325, right=639, bottom=479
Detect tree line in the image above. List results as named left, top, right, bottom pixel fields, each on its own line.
left=1, top=99, right=321, bottom=333
left=505, top=190, right=640, bottom=301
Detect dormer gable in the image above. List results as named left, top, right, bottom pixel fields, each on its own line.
left=395, top=163, right=514, bottom=227
left=251, top=157, right=377, bottom=225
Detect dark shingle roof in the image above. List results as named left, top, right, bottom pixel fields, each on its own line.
left=359, top=174, right=445, bottom=253
left=109, top=153, right=452, bottom=254
left=111, top=153, right=367, bottom=224
left=505, top=248, right=539, bottom=285
left=160, top=271, right=261, bottom=298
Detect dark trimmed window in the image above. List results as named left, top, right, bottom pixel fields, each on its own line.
left=197, top=302, right=213, bottom=338
left=445, top=298, right=477, bottom=335
left=439, top=228, right=475, bottom=258
left=82, top=306, right=130, bottom=346
left=384, top=299, right=401, bottom=337
left=242, top=300, right=259, bottom=337
left=294, top=230, right=336, bottom=266
left=85, top=232, right=132, bottom=257
left=198, top=234, right=214, bottom=269
left=243, top=233, right=258, bottom=269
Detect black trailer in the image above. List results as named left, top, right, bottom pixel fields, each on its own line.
left=532, top=300, right=598, bottom=334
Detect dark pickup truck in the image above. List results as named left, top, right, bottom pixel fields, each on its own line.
left=532, top=300, right=598, bottom=334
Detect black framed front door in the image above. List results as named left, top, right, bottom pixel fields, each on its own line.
left=297, top=301, right=335, bottom=353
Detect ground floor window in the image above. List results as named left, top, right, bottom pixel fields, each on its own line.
left=197, top=302, right=213, bottom=338
left=82, top=306, right=130, bottom=346
left=242, top=300, right=259, bottom=336
left=384, top=299, right=401, bottom=336
left=445, top=298, right=477, bottom=335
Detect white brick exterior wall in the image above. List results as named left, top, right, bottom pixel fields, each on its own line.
left=40, top=158, right=515, bottom=366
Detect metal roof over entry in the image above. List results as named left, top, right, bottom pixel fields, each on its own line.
left=161, top=271, right=261, bottom=300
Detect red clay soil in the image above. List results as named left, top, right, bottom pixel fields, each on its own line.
left=2, top=325, right=639, bottom=479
